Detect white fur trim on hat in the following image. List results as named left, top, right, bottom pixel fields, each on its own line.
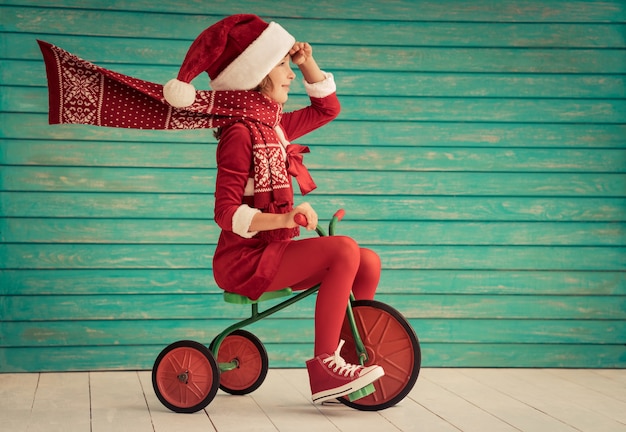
left=211, top=22, right=296, bottom=91
left=163, top=78, right=196, bottom=108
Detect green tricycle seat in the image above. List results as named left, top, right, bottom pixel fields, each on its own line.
left=223, top=288, right=293, bottom=305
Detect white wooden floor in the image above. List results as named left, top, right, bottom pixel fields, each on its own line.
left=1, top=368, right=625, bottom=432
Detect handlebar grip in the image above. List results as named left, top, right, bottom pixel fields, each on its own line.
left=294, top=213, right=308, bottom=227
left=333, top=209, right=346, bottom=222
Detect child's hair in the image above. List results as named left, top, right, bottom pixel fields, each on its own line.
left=213, top=75, right=274, bottom=140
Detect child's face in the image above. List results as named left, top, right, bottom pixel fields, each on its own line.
left=262, top=55, right=295, bottom=104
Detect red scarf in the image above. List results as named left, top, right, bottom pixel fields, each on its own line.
left=38, top=40, right=316, bottom=241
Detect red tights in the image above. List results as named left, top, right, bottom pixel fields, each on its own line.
left=267, top=236, right=381, bottom=357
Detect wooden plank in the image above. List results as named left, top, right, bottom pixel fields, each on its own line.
left=278, top=369, right=458, bottom=432
left=406, top=268, right=625, bottom=296
left=2, top=369, right=626, bottom=431
left=26, top=372, right=91, bottom=432
left=0, top=345, right=166, bottom=372
left=594, top=369, right=626, bottom=386
left=2, top=318, right=623, bottom=347
left=421, top=369, right=579, bottom=432
left=338, top=71, right=626, bottom=98
left=7, top=58, right=626, bottom=98
left=375, top=245, right=626, bottom=270
left=0, top=139, right=217, bottom=168
left=9, top=86, right=626, bottom=122
left=418, top=343, right=626, bottom=367
left=310, top=95, right=626, bottom=123
left=390, top=292, right=626, bottom=318
left=2, top=269, right=624, bottom=296
left=370, top=371, right=461, bottom=431
left=0, top=373, right=40, bottom=432
left=4, top=140, right=625, bottom=173
left=1, top=293, right=623, bottom=321
left=3, top=218, right=623, bottom=246
left=207, top=391, right=278, bottom=431
left=7, top=32, right=626, bottom=73
left=4, top=5, right=626, bottom=48
left=409, top=319, right=626, bottom=344
left=267, top=369, right=398, bottom=432
left=464, top=369, right=626, bottom=432
left=0, top=268, right=220, bottom=295
left=0, top=244, right=216, bottom=270
left=409, top=371, right=520, bottom=432
left=308, top=147, right=626, bottom=172
left=1, top=243, right=623, bottom=271
left=0, top=113, right=216, bottom=143
left=3, top=166, right=625, bottom=197
left=90, top=371, right=154, bottom=432
left=315, top=121, right=626, bottom=149
left=4, top=114, right=626, bottom=149
left=327, top=221, right=626, bottom=246
left=249, top=369, right=351, bottom=432
left=136, top=371, right=217, bottom=432
left=1, top=0, right=625, bottom=376
left=1, top=342, right=625, bottom=372
left=3, top=0, right=625, bottom=22
left=207, top=392, right=278, bottom=431
left=0, top=218, right=222, bottom=244
left=0, top=166, right=217, bottom=193
left=515, top=369, right=626, bottom=425
left=10, top=59, right=626, bottom=99
left=0, top=191, right=214, bottom=219
left=547, top=369, right=626, bottom=403
left=3, top=192, right=624, bottom=222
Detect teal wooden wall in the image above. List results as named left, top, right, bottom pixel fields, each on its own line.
left=1, top=0, right=625, bottom=372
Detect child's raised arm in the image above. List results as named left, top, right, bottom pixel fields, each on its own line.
left=290, top=42, right=326, bottom=84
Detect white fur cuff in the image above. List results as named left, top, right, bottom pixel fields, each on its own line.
left=232, top=204, right=261, bottom=238
left=304, top=72, right=336, bottom=98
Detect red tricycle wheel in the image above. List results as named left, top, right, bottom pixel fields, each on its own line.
left=152, top=340, right=220, bottom=413
left=339, top=300, right=421, bottom=411
left=210, top=330, right=269, bottom=395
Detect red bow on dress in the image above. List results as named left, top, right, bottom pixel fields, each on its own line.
left=286, top=144, right=317, bottom=195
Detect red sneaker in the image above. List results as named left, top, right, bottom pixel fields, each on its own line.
left=306, top=340, right=385, bottom=404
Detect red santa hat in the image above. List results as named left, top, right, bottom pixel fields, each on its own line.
left=163, top=14, right=295, bottom=107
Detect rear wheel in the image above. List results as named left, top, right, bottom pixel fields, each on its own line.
left=339, top=300, right=421, bottom=411
left=152, top=340, right=220, bottom=413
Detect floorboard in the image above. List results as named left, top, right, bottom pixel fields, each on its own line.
left=137, top=372, right=216, bottom=432
left=412, top=370, right=520, bottom=432
left=547, top=369, right=626, bottom=404
left=425, top=369, right=578, bottom=432
left=0, top=369, right=624, bottom=432
left=0, top=373, right=39, bottom=432
left=511, top=369, right=626, bottom=426
left=90, top=371, right=154, bottom=432
left=27, top=372, right=91, bottom=432
left=461, top=368, right=625, bottom=432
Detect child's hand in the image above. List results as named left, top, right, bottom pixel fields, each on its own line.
left=289, top=42, right=313, bottom=66
left=289, top=202, right=318, bottom=230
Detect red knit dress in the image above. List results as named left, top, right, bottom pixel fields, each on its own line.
left=212, top=93, right=340, bottom=299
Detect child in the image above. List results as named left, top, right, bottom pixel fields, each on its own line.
left=38, top=13, right=384, bottom=404
left=163, top=14, right=384, bottom=403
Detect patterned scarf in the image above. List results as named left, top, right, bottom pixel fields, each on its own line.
left=38, top=40, right=316, bottom=241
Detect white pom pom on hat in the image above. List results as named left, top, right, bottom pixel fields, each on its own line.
left=163, top=14, right=295, bottom=108
left=163, top=79, right=196, bottom=108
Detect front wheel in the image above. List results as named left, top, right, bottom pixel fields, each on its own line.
left=339, top=300, right=421, bottom=411
left=210, top=330, right=269, bottom=395
left=152, top=340, right=220, bottom=413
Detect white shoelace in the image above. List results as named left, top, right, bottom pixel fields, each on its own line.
left=322, top=340, right=363, bottom=378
